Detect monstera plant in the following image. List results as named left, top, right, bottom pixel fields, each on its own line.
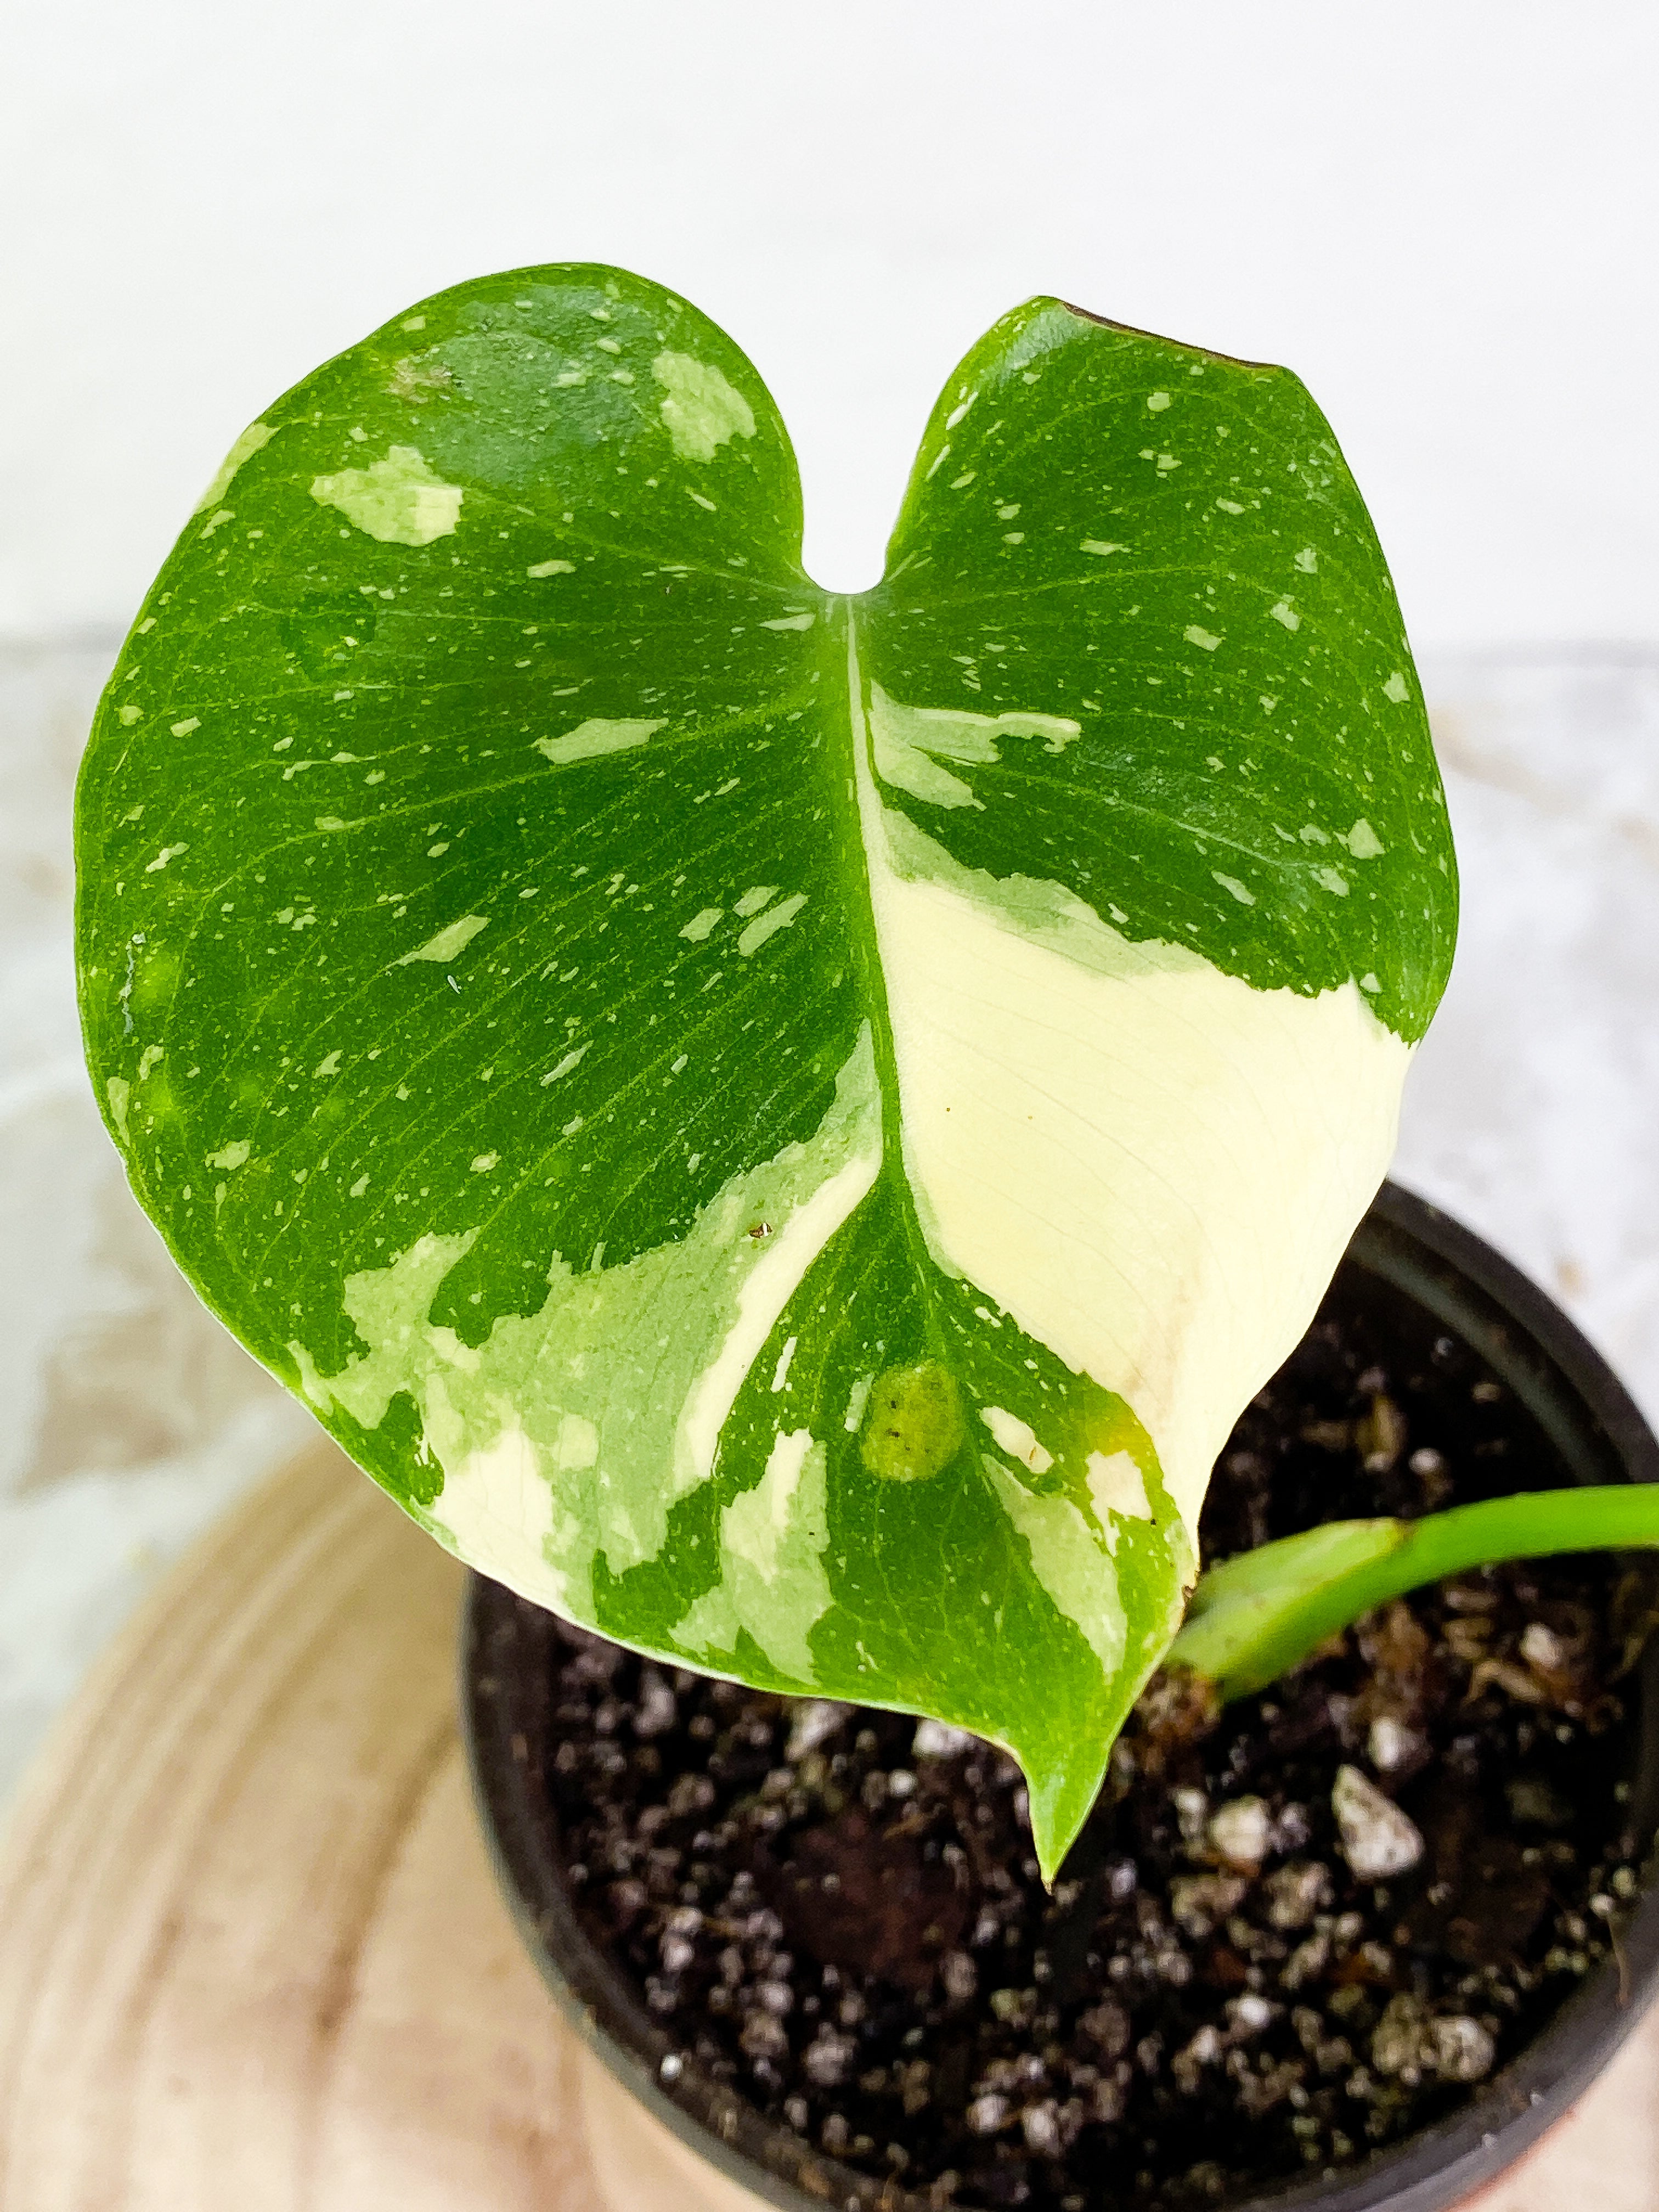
left=75, top=263, right=1458, bottom=1880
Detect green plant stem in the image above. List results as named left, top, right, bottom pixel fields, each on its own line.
left=1168, top=1485, right=1659, bottom=1701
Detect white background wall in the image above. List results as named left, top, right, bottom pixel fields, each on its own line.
left=3, top=1, right=1656, bottom=650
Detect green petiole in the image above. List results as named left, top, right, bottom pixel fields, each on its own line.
left=1168, top=1485, right=1659, bottom=1702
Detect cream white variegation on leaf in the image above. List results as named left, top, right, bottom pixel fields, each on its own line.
left=75, top=266, right=1455, bottom=1876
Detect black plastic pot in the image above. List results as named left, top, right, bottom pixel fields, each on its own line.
left=463, top=1182, right=1659, bottom=2212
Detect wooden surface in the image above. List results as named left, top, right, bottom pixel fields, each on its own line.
left=0, top=1440, right=602, bottom=2212
left=0, top=1437, right=1655, bottom=2212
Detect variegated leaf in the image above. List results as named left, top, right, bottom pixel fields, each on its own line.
left=75, top=266, right=1455, bottom=1876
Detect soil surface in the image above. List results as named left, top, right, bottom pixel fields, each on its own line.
left=543, top=1265, right=1655, bottom=2210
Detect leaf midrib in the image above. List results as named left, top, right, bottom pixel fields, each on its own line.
left=823, top=595, right=955, bottom=1370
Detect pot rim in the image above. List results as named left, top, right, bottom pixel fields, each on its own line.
left=462, top=1181, right=1659, bottom=2212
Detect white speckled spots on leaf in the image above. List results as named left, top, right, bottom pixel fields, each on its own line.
left=205, top=1139, right=250, bottom=1171
left=843, top=1373, right=874, bottom=1432
left=981, top=1405, right=1053, bottom=1474
left=106, top=1077, right=131, bottom=1140
left=541, top=1044, right=589, bottom=1085
left=652, top=352, right=757, bottom=464
left=1087, top=1449, right=1153, bottom=1526
left=737, top=895, right=806, bottom=956
left=534, top=718, right=666, bottom=766
left=396, top=914, right=488, bottom=966
left=311, top=445, right=463, bottom=546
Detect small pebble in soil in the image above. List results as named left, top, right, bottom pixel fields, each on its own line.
left=1332, top=1764, right=1426, bottom=1878
left=1206, top=1797, right=1272, bottom=1869
left=541, top=1272, right=1650, bottom=2211
left=1371, top=1994, right=1496, bottom=2086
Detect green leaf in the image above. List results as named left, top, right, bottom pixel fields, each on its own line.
left=75, top=265, right=1456, bottom=1878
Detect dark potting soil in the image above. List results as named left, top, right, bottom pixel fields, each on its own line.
left=541, top=1263, right=1657, bottom=2211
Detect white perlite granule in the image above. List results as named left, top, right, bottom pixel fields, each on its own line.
left=1206, top=1794, right=1272, bottom=1867
left=1331, top=1762, right=1425, bottom=1878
